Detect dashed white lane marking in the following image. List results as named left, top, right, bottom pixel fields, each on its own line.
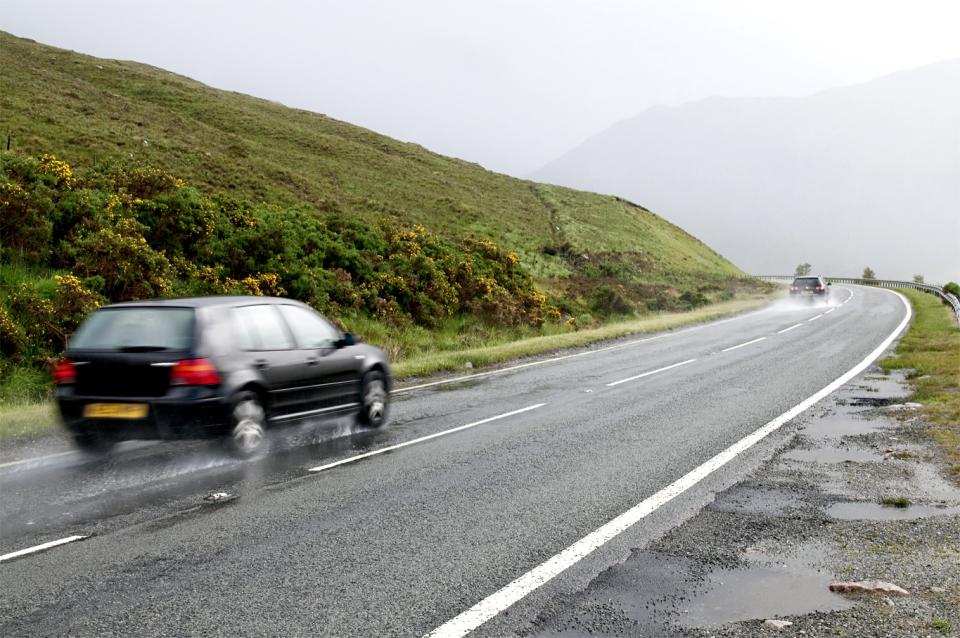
left=424, top=289, right=911, bottom=638
left=0, top=450, right=76, bottom=470
left=720, top=337, right=767, bottom=352
left=395, top=306, right=774, bottom=395
left=604, top=359, right=698, bottom=388
left=807, top=313, right=825, bottom=322
left=395, top=336, right=671, bottom=394
left=308, top=404, right=545, bottom=473
left=776, top=323, right=803, bottom=334
left=0, top=535, right=88, bottom=563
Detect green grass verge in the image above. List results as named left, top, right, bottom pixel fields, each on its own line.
left=0, top=293, right=775, bottom=443
left=881, top=289, right=960, bottom=479
left=879, top=495, right=911, bottom=508
left=0, top=401, right=57, bottom=441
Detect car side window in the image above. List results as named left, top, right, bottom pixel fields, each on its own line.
left=233, top=305, right=294, bottom=351
left=278, top=305, right=340, bottom=349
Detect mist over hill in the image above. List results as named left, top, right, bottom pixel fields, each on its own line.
left=533, top=60, right=960, bottom=284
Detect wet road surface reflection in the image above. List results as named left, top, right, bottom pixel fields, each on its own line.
left=0, top=416, right=402, bottom=553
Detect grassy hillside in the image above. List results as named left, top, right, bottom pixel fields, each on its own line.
left=0, top=32, right=739, bottom=284
left=0, top=32, right=765, bottom=405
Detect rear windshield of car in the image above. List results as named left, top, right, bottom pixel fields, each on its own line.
left=69, top=307, right=195, bottom=351
left=792, top=278, right=821, bottom=286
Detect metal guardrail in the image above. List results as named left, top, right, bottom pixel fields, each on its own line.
left=754, top=275, right=960, bottom=325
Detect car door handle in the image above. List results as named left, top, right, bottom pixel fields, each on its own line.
left=305, top=357, right=319, bottom=366
left=254, top=358, right=270, bottom=369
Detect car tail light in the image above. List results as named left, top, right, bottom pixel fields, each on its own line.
left=816, top=285, right=824, bottom=291
left=170, top=358, right=221, bottom=386
left=52, top=358, right=77, bottom=385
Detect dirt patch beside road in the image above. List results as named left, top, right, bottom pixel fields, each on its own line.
left=525, top=368, right=960, bottom=637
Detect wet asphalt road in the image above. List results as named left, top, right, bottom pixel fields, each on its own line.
left=0, top=286, right=909, bottom=637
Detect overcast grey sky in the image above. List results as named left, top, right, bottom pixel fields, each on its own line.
left=5, top=1, right=960, bottom=176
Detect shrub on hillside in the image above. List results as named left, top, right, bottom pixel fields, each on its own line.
left=0, top=174, right=54, bottom=264
left=590, top=284, right=634, bottom=315
left=1, top=153, right=558, bottom=344
left=0, top=305, right=28, bottom=361
left=679, top=290, right=709, bottom=309
left=6, top=275, right=104, bottom=358
left=66, top=215, right=172, bottom=301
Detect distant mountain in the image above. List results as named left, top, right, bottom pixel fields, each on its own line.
left=533, top=60, right=960, bottom=284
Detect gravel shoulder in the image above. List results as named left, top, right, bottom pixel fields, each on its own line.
left=523, top=367, right=960, bottom=637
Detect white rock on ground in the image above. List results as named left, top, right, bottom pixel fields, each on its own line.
left=762, top=619, right=794, bottom=629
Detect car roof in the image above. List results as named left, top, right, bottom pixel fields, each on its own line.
left=101, top=296, right=300, bottom=310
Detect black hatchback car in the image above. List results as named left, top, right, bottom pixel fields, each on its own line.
left=54, top=296, right=392, bottom=457
left=789, top=276, right=831, bottom=302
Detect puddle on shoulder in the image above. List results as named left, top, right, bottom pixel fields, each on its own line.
left=678, top=545, right=853, bottom=628
left=782, top=446, right=882, bottom=464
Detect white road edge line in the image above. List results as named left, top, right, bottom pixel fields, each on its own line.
left=720, top=336, right=766, bottom=353
left=776, top=323, right=803, bottom=334
left=824, top=308, right=836, bottom=314
left=307, top=404, right=546, bottom=473
left=0, top=535, right=88, bottom=563
left=604, top=358, right=697, bottom=388
left=807, top=313, right=825, bottom=322
left=424, top=289, right=911, bottom=638
left=0, top=450, right=76, bottom=470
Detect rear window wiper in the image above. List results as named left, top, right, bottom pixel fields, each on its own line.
left=117, top=345, right=173, bottom=352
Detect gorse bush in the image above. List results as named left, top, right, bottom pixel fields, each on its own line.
left=0, top=154, right=555, bottom=384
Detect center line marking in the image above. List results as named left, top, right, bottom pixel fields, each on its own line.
left=394, top=305, right=776, bottom=395
left=720, top=337, right=766, bottom=352
left=605, top=358, right=697, bottom=387
left=0, top=535, right=88, bottom=563
left=307, top=404, right=545, bottom=473
left=776, top=323, right=803, bottom=334
left=424, top=289, right=911, bottom=638
left=807, top=313, right=825, bottom=322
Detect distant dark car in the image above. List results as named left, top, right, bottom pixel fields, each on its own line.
left=789, top=276, right=831, bottom=302
left=54, top=297, right=392, bottom=457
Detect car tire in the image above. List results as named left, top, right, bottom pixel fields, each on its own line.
left=72, top=432, right=115, bottom=457
left=225, top=391, right=268, bottom=459
left=357, top=370, right=389, bottom=428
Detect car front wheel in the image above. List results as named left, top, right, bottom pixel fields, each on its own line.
left=358, top=370, right=389, bottom=428
left=226, top=392, right=268, bottom=458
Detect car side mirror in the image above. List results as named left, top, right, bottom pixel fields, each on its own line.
left=335, top=333, right=357, bottom=348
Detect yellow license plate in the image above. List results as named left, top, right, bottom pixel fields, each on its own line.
left=83, top=403, right=149, bottom=419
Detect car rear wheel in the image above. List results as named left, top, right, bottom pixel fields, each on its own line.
left=72, top=432, right=116, bottom=457
left=357, top=370, right=389, bottom=428
left=226, top=392, right=267, bottom=458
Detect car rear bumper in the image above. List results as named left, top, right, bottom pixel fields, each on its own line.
left=56, top=387, right=230, bottom=441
